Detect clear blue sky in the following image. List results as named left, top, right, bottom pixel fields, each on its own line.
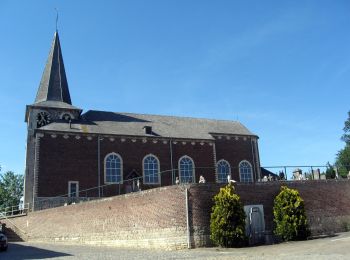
left=0, top=0, right=349, bottom=177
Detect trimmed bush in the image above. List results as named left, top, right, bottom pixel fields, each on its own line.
left=273, top=186, right=310, bottom=241
left=210, top=184, right=247, bottom=247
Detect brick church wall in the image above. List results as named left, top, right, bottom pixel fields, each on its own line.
left=4, top=180, right=350, bottom=249
left=215, top=137, right=256, bottom=181
left=36, top=133, right=257, bottom=199
left=38, top=135, right=99, bottom=197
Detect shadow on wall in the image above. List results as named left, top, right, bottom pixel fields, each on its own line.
left=3, top=243, right=72, bottom=259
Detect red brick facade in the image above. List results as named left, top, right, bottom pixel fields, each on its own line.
left=36, top=132, right=259, bottom=199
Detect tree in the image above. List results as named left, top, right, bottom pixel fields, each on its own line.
left=0, top=170, right=24, bottom=212
left=335, top=145, right=350, bottom=177
left=273, top=186, right=310, bottom=241
left=341, top=111, right=350, bottom=145
left=210, top=184, right=247, bottom=247
left=335, top=111, right=350, bottom=177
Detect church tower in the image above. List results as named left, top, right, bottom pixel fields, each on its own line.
left=24, top=31, right=82, bottom=208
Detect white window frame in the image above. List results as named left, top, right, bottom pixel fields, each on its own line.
left=178, top=155, right=196, bottom=183
left=104, top=152, right=123, bottom=184
left=239, top=160, right=253, bottom=182
left=217, top=159, right=231, bottom=183
left=142, top=154, right=161, bottom=185
left=68, top=181, right=79, bottom=197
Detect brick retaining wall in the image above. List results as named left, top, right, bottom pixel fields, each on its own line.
left=3, top=185, right=188, bottom=249
left=3, top=180, right=350, bottom=249
left=189, top=180, right=350, bottom=247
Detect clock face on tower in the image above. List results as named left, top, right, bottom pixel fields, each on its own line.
left=36, top=111, right=51, bottom=127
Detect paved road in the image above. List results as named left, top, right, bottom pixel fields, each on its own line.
left=1, top=232, right=350, bottom=259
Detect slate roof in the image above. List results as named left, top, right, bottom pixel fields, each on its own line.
left=29, top=101, right=81, bottom=110
left=34, top=31, right=72, bottom=105
left=39, top=110, right=257, bottom=140
left=261, top=167, right=278, bottom=178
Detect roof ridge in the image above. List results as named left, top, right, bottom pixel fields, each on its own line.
left=84, top=109, right=241, bottom=123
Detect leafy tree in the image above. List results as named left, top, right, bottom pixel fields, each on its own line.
left=210, top=184, right=247, bottom=247
left=0, top=170, right=24, bottom=212
left=335, top=145, right=350, bottom=177
left=335, top=111, right=350, bottom=177
left=273, top=186, right=310, bottom=241
left=341, top=111, right=350, bottom=145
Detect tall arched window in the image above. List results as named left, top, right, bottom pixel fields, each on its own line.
left=179, top=156, right=195, bottom=183
left=143, top=154, right=160, bottom=184
left=104, top=153, right=123, bottom=183
left=217, top=159, right=231, bottom=183
left=239, top=160, right=253, bottom=182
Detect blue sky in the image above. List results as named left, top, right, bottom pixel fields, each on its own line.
left=0, top=0, right=349, bottom=177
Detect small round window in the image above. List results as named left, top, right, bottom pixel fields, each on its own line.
left=62, top=113, right=72, bottom=121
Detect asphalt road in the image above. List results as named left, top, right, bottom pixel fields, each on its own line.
left=1, top=232, right=350, bottom=260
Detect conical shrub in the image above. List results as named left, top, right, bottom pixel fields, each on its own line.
left=273, top=186, right=310, bottom=241
left=210, top=184, right=247, bottom=247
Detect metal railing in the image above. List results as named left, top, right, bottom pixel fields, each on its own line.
left=0, top=203, right=30, bottom=218
left=0, top=211, right=29, bottom=240
left=262, top=164, right=350, bottom=181
left=29, top=164, right=350, bottom=211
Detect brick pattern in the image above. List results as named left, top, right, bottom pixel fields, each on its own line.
left=4, top=185, right=188, bottom=249
left=33, top=135, right=41, bottom=197
left=188, top=180, right=350, bottom=247
left=36, top=133, right=255, bottom=199
left=4, top=180, right=350, bottom=249
left=24, top=134, right=35, bottom=206
left=214, top=137, right=256, bottom=182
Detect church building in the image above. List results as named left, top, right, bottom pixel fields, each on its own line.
left=24, top=31, right=262, bottom=210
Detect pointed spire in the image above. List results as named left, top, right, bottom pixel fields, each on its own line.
left=35, top=31, right=72, bottom=105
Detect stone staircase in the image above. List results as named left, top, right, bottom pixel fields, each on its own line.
left=0, top=203, right=30, bottom=242
left=3, top=226, right=26, bottom=242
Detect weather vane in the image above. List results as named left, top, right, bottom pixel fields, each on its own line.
left=55, top=8, right=59, bottom=31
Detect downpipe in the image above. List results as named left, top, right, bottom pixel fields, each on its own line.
left=185, top=187, right=191, bottom=249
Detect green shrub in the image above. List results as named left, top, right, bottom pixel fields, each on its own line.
left=273, top=186, right=310, bottom=241
left=210, top=184, right=247, bottom=247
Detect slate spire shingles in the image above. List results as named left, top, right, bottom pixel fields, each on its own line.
left=35, top=31, right=72, bottom=105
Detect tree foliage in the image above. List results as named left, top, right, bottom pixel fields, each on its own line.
left=0, top=170, right=24, bottom=212
left=341, top=111, right=350, bottom=145
left=210, top=184, right=247, bottom=247
left=273, top=186, right=310, bottom=241
left=335, top=145, right=350, bottom=177
left=335, top=111, right=350, bottom=177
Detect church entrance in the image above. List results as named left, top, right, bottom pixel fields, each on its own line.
left=125, top=170, right=141, bottom=193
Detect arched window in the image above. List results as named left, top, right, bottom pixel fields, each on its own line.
left=239, top=160, right=253, bottom=182
left=217, top=160, right=231, bottom=183
left=104, top=153, right=123, bottom=183
left=179, top=156, right=195, bottom=183
left=143, top=154, right=160, bottom=184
